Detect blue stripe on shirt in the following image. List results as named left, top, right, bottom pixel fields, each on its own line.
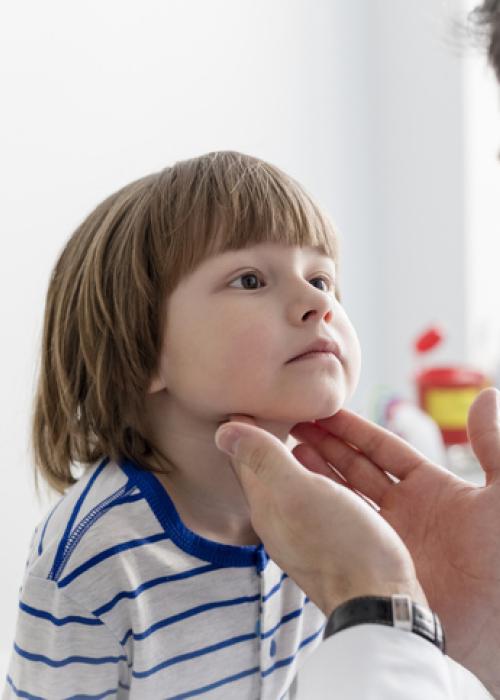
left=261, top=624, right=325, bottom=678
left=49, top=460, right=109, bottom=580
left=132, top=615, right=318, bottom=689
left=262, top=598, right=310, bottom=639
left=13, top=642, right=127, bottom=668
left=6, top=676, right=119, bottom=700
left=122, top=594, right=260, bottom=645
left=54, top=485, right=141, bottom=581
left=57, top=533, right=170, bottom=587
left=19, top=601, right=103, bottom=627
left=262, top=572, right=288, bottom=602
left=6, top=675, right=45, bottom=700
left=64, top=690, right=117, bottom=700
left=126, top=600, right=312, bottom=680
left=163, top=665, right=260, bottom=700
left=93, top=563, right=219, bottom=616
left=133, top=632, right=257, bottom=679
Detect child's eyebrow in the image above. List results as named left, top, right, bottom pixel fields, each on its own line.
left=294, top=250, right=336, bottom=272
left=312, top=249, right=336, bottom=268
left=309, top=244, right=332, bottom=256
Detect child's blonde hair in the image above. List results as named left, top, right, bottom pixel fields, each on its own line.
left=32, top=151, right=339, bottom=495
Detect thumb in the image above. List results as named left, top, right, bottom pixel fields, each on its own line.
left=468, top=387, right=500, bottom=486
left=215, top=422, right=301, bottom=491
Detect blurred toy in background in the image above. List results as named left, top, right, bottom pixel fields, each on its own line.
left=413, top=325, right=490, bottom=483
left=374, top=325, right=490, bottom=485
left=414, top=326, right=490, bottom=446
left=383, top=397, right=448, bottom=466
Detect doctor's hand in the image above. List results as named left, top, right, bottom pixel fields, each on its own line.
left=289, top=387, right=500, bottom=698
left=214, top=416, right=428, bottom=618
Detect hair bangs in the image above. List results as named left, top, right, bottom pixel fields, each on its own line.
left=160, top=152, right=339, bottom=288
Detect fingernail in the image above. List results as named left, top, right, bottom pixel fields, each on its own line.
left=215, top=426, right=242, bottom=456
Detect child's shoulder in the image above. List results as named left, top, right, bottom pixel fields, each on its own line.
left=26, top=458, right=160, bottom=589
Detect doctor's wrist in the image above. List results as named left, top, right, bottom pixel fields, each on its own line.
left=322, top=577, right=429, bottom=619
left=323, top=593, right=446, bottom=654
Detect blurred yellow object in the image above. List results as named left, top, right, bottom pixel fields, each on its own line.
left=425, top=387, right=484, bottom=429
left=415, top=367, right=490, bottom=444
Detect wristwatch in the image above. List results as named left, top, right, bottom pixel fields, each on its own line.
left=323, top=594, right=446, bottom=653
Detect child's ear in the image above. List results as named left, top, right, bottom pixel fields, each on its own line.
left=147, top=371, right=166, bottom=394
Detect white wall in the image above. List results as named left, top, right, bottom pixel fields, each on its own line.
left=1, top=0, right=498, bottom=688
left=363, top=0, right=500, bottom=407
left=366, top=0, right=469, bottom=404
left=464, top=0, right=500, bottom=378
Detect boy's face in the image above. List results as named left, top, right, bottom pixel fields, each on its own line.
left=149, top=242, right=361, bottom=426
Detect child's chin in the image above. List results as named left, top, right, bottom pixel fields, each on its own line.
left=239, top=392, right=348, bottom=425
left=282, top=404, right=345, bottom=425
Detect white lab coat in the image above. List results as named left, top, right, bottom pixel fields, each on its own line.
left=296, top=624, right=494, bottom=699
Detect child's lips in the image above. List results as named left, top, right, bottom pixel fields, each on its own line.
left=288, top=351, right=340, bottom=364
left=287, top=338, right=342, bottom=363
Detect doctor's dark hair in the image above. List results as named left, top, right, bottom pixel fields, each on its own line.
left=470, top=0, right=500, bottom=80
left=32, top=150, right=340, bottom=495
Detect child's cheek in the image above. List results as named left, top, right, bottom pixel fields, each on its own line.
left=347, top=334, right=362, bottom=393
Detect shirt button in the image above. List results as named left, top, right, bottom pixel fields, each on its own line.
left=270, top=639, right=277, bottom=657
left=255, top=620, right=261, bottom=637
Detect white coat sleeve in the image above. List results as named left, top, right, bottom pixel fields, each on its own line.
left=296, top=624, right=494, bottom=700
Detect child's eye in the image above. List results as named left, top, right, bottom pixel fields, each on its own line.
left=228, top=272, right=334, bottom=292
left=229, top=272, right=264, bottom=290
left=310, top=276, right=333, bottom=292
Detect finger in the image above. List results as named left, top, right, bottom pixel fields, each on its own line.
left=296, top=410, right=429, bottom=479
left=291, top=422, right=393, bottom=504
left=292, top=443, right=380, bottom=511
left=214, top=421, right=313, bottom=498
left=468, top=387, right=500, bottom=486
left=291, top=442, right=349, bottom=486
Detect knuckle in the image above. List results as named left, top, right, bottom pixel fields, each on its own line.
left=245, top=443, right=271, bottom=478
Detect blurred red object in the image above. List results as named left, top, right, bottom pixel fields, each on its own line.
left=414, top=326, right=444, bottom=353
left=415, top=366, right=489, bottom=445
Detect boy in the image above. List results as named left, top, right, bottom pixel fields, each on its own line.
left=3, top=151, right=360, bottom=699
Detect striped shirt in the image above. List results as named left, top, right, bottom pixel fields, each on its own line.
left=2, top=457, right=326, bottom=699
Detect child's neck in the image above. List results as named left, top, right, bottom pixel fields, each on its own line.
left=144, top=393, right=296, bottom=547
left=156, top=470, right=261, bottom=546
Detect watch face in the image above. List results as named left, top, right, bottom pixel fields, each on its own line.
left=391, top=595, right=413, bottom=630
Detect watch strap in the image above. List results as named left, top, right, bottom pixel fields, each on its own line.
left=323, top=594, right=446, bottom=653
